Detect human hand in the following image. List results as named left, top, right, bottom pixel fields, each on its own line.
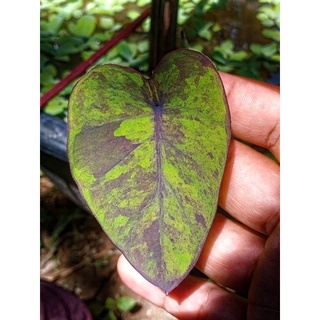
left=117, top=72, right=280, bottom=320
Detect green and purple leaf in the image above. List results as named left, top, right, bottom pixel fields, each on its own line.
left=67, top=49, right=231, bottom=294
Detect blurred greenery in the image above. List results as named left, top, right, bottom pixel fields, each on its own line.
left=40, top=0, right=280, bottom=119
left=87, top=295, right=137, bottom=320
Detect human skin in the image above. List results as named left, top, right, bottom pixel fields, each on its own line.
left=117, top=72, right=280, bottom=320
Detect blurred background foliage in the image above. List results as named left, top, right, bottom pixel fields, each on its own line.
left=40, top=0, right=280, bottom=119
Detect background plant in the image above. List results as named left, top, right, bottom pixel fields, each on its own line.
left=40, top=0, right=280, bottom=119
left=88, top=295, right=137, bottom=320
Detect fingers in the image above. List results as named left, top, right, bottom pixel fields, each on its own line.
left=219, top=140, right=280, bottom=235
left=248, top=222, right=280, bottom=319
left=219, top=72, right=280, bottom=161
left=117, top=254, right=247, bottom=320
left=196, top=213, right=265, bottom=295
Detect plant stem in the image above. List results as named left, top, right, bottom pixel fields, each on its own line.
left=40, top=6, right=151, bottom=109
left=149, top=0, right=179, bottom=72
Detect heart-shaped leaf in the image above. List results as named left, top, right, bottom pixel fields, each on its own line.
left=67, top=49, right=231, bottom=294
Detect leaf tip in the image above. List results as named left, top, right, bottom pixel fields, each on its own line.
left=157, top=279, right=182, bottom=296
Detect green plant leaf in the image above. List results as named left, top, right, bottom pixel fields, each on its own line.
left=116, top=296, right=136, bottom=312
left=40, top=14, right=64, bottom=33
left=99, top=17, right=114, bottom=29
left=230, top=50, right=249, bottom=62
left=106, top=310, right=117, bottom=320
left=127, top=10, right=140, bottom=20
left=117, top=41, right=134, bottom=61
left=262, top=28, right=280, bottom=42
left=105, top=297, right=116, bottom=310
left=67, top=49, right=231, bottom=294
left=68, top=15, right=97, bottom=37
left=44, top=96, right=67, bottom=116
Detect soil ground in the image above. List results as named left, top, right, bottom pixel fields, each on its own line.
left=40, top=175, right=177, bottom=320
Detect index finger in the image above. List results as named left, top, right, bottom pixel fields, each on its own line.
left=220, top=72, right=280, bottom=161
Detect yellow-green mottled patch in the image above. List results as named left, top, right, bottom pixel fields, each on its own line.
left=114, top=116, right=153, bottom=143
left=113, top=214, right=130, bottom=228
